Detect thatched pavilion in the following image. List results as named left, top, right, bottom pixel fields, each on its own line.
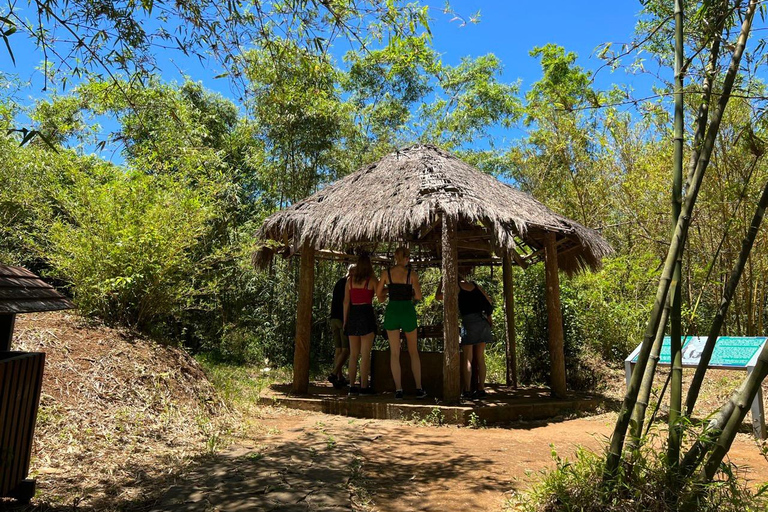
left=258, top=144, right=612, bottom=401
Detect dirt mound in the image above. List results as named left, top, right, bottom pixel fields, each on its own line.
left=9, top=311, right=227, bottom=509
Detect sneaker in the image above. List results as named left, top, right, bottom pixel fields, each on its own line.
left=461, top=390, right=475, bottom=400
left=475, top=389, right=487, bottom=399
left=348, top=386, right=360, bottom=397
left=328, top=374, right=337, bottom=385
left=360, top=386, right=375, bottom=395
left=395, top=389, right=404, bottom=399
left=338, top=375, right=349, bottom=386
left=415, top=388, right=428, bottom=400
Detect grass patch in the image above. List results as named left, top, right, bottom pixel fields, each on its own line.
left=507, top=439, right=768, bottom=512
left=195, top=354, right=291, bottom=410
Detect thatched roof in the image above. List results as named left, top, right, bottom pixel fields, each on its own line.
left=259, top=144, right=612, bottom=273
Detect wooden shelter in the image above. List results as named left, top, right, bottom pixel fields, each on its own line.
left=0, top=264, right=72, bottom=503
left=258, top=144, right=612, bottom=401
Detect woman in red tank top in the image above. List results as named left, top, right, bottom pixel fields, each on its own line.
left=343, top=254, right=379, bottom=396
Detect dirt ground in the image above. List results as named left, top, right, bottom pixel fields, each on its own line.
left=151, top=405, right=768, bottom=512
left=5, top=312, right=768, bottom=511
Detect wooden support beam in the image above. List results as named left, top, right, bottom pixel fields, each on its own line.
left=502, top=254, right=517, bottom=388
left=545, top=232, right=567, bottom=397
left=442, top=214, right=461, bottom=402
left=522, top=237, right=569, bottom=264
left=417, top=216, right=442, bottom=240
left=507, top=246, right=529, bottom=269
left=0, top=314, right=14, bottom=352
left=293, top=245, right=315, bottom=394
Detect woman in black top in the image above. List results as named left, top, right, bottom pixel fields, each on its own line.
left=435, top=266, right=493, bottom=399
left=376, top=246, right=426, bottom=400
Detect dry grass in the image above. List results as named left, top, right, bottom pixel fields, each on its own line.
left=11, top=312, right=233, bottom=510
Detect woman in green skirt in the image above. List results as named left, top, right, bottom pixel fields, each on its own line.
left=376, top=246, right=426, bottom=399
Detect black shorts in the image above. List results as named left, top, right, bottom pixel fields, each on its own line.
left=346, top=304, right=376, bottom=336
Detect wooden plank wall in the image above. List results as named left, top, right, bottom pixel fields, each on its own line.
left=0, top=352, right=46, bottom=497
left=0, top=265, right=73, bottom=314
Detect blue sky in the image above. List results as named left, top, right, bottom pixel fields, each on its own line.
left=5, top=1, right=657, bottom=158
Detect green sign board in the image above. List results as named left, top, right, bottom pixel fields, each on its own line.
left=630, top=336, right=766, bottom=368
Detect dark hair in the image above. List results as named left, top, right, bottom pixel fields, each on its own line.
left=353, top=255, right=373, bottom=284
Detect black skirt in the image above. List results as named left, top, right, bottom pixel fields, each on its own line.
left=346, top=304, right=377, bottom=336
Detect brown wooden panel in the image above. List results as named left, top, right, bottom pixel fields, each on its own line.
left=0, top=288, right=65, bottom=299
left=0, top=265, right=73, bottom=315
left=0, top=353, right=46, bottom=497
left=0, top=267, right=36, bottom=279
left=0, top=277, right=49, bottom=289
left=8, top=356, right=30, bottom=490
left=0, top=355, right=21, bottom=495
left=17, top=354, right=44, bottom=488
left=0, top=299, right=74, bottom=315
left=0, top=362, right=7, bottom=495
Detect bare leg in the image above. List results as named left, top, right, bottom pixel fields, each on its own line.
left=404, top=329, right=421, bottom=389
left=348, top=336, right=361, bottom=387
left=462, top=345, right=473, bottom=392
left=387, top=330, right=402, bottom=390
left=474, top=343, right=487, bottom=390
left=360, top=333, right=374, bottom=388
left=333, top=348, right=350, bottom=379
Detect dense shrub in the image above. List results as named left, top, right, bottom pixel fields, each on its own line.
left=47, top=170, right=213, bottom=333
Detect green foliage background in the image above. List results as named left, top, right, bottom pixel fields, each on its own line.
left=3, top=4, right=768, bottom=393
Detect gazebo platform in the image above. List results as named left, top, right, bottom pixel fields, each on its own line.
left=265, top=382, right=607, bottom=426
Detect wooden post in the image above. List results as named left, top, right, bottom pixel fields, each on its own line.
left=544, top=232, right=567, bottom=397
left=0, top=314, right=15, bottom=352
left=442, top=214, right=461, bottom=402
left=502, top=253, right=517, bottom=388
left=293, top=245, right=315, bottom=394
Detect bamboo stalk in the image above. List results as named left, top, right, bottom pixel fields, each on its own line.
left=685, top=176, right=768, bottom=416
left=604, top=0, right=757, bottom=481
left=628, top=304, right=671, bottom=447
left=679, top=346, right=768, bottom=511
left=668, top=0, right=685, bottom=468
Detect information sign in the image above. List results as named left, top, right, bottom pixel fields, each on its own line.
left=625, top=336, right=767, bottom=439
left=629, top=336, right=766, bottom=368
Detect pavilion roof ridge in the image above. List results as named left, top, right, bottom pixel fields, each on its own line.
left=258, top=144, right=613, bottom=273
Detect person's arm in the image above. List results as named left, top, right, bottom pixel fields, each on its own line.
left=434, top=278, right=443, bottom=301
left=370, top=276, right=380, bottom=299
left=411, top=272, right=423, bottom=301
left=376, top=271, right=387, bottom=302
left=343, top=281, right=351, bottom=328
left=477, top=283, right=493, bottom=327
left=477, top=284, right=493, bottom=305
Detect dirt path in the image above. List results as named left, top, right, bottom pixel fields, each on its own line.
left=151, top=406, right=768, bottom=512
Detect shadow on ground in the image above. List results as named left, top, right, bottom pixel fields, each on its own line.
left=1, top=414, right=514, bottom=512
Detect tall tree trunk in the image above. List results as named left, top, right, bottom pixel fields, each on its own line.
left=604, top=0, right=757, bottom=481
left=668, top=0, right=685, bottom=468
left=685, top=176, right=768, bottom=416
